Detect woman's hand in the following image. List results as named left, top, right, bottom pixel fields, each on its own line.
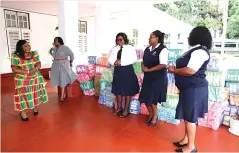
left=142, top=66, right=149, bottom=72
left=168, top=66, right=176, bottom=73
left=114, top=60, right=121, bottom=66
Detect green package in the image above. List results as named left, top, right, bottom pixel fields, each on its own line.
left=133, top=62, right=142, bottom=74
left=80, top=80, right=94, bottom=91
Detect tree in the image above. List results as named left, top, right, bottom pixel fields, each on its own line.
left=227, top=0, right=239, bottom=39
left=154, top=0, right=223, bottom=37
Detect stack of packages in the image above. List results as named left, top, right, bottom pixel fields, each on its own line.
left=198, top=57, right=229, bottom=130
left=158, top=49, right=182, bottom=125
left=222, top=69, right=239, bottom=126
left=98, top=68, right=114, bottom=107
left=76, top=65, right=96, bottom=96
left=130, top=61, right=143, bottom=115
left=95, top=54, right=109, bottom=75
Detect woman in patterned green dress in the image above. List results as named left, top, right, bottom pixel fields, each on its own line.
left=11, top=40, right=48, bottom=121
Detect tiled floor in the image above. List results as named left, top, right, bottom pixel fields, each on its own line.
left=1, top=77, right=239, bottom=152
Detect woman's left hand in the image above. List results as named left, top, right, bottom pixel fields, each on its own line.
left=168, top=66, right=175, bottom=73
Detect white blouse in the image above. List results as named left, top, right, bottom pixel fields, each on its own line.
left=108, top=45, right=138, bottom=66
left=149, top=43, right=169, bottom=65
left=187, top=45, right=210, bottom=71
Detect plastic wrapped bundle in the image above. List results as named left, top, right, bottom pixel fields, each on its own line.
left=104, top=85, right=114, bottom=108
left=198, top=102, right=228, bottom=130
left=205, top=71, right=225, bottom=87
left=163, top=94, right=179, bottom=110
left=167, top=83, right=179, bottom=94
left=222, top=105, right=239, bottom=126
left=168, top=49, right=182, bottom=61
left=99, top=79, right=110, bottom=94
left=225, top=82, right=239, bottom=95
left=129, top=99, right=141, bottom=114
left=77, top=73, right=91, bottom=83
left=229, top=95, right=239, bottom=106
left=87, top=64, right=96, bottom=79
left=208, top=86, right=228, bottom=102
left=95, top=65, right=108, bottom=75
left=157, top=106, right=180, bottom=125
left=102, top=68, right=114, bottom=82
left=207, top=57, right=223, bottom=72
left=113, top=97, right=125, bottom=110
left=79, top=80, right=94, bottom=91
left=76, top=65, right=87, bottom=74
left=98, top=93, right=106, bottom=105
left=83, top=88, right=95, bottom=96
left=133, top=61, right=142, bottom=74
left=136, top=49, right=144, bottom=60
left=168, top=61, right=176, bottom=66
left=132, top=93, right=140, bottom=99
left=226, top=69, right=239, bottom=82
left=140, top=103, right=149, bottom=115
left=105, top=94, right=114, bottom=108
left=88, top=56, right=97, bottom=65
left=136, top=74, right=143, bottom=87
left=167, top=73, right=175, bottom=84
left=97, top=56, right=109, bottom=67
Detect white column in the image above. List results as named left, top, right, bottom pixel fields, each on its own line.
left=58, top=0, right=79, bottom=55
left=94, top=4, right=111, bottom=55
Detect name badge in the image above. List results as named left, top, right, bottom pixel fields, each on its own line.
left=152, top=51, right=156, bottom=56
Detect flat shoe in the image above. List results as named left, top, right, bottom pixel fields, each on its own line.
left=173, top=142, right=188, bottom=147
left=175, top=148, right=197, bottom=153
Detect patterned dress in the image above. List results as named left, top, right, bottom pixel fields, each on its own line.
left=11, top=51, right=48, bottom=111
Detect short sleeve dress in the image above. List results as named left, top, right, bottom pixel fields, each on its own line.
left=11, top=51, right=48, bottom=111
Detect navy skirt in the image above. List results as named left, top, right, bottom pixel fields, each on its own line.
left=111, top=65, right=139, bottom=96
left=175, top=86, right=208, bottom=123
left=139, top=72, right=168, bottom=106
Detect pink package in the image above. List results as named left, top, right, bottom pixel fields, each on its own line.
left=132, top=93, right=140, bottom=99
left=113, top=97, right=125, bottom=110
left=140, top=103, right=149, bottom=115
left=198, top=102, right=227, bottom=130
left=83, top=88, right=95, bottom=96
left=77, top=73, right=91, bottom=82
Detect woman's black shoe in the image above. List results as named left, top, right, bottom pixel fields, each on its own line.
left=33, top=111, right=38, bottom=116
left=120, top=112, right=129, bottom=118
left=19, top=113, right=29, bottom=121
left=175, top=148, right=197, bottom=153
left=173, top=142, right=188, bottom=147
left=144, top=118, right=152, bottom=123
left=148, top=117, right=158, bottom=126
left=113, top=109, right=122, bottom=116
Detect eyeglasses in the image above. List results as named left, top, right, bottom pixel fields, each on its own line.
left=117, top=39, right=123, bottom=42
left=149, top=36, right=157, bottom=39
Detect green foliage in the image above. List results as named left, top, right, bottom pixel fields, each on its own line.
left=154, top=0, right=223, bottom=33
left=227, top=0, right=239, bottom=39
left=154, top=0, right=239, bottom=39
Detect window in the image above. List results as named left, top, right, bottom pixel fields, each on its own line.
left=165, top=34, right=170, bottom=42
left=177, top=33, right=181, bottom=40
left=132, top=29, right=138, bottom=46
left=4, top=10, right=31, bottom=55
left=78, top=21, right=87, bottom=53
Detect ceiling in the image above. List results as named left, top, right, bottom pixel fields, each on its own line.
left=0, top=0, right=178, bottom=18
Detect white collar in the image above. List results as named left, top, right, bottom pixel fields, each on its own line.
left=189, top=44, right=201, bottom=50
left=149, top=43, right=160, bottom=52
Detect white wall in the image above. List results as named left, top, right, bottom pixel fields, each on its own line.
left=0, top=7, right=58, bottom=73
left=0, top=7, right=95, bottom=74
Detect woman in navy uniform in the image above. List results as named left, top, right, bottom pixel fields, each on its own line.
left=139, top=30, right=168, bottom=126
left=108, top=32, right=140, bottom=118
left=168, top=26, right=212, bottom=153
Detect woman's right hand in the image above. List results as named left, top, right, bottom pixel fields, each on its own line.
left=114, top=60, right=121, bottom=66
